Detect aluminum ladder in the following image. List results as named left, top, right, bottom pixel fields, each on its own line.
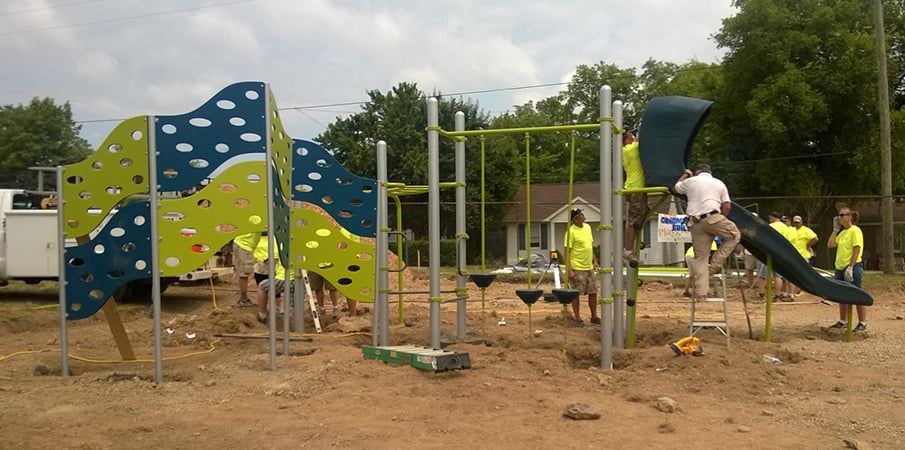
left=690, top=266, right=730, bottom=347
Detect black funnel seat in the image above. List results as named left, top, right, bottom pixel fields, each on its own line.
left=638, top=96, right=714, bottom=188
left=552, top=288, right=580, bottom=305
left=543, top=292, right=557, bottom=302
left=515, top=289, right=543, bottom=305
left=469, top=273, right=497, bottom=289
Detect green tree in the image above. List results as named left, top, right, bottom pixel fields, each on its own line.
left=657, top=61, right=727, bottom=171
left=561, top=62, right=639, bottom=125
left=713, top=0, right=905, bottom=196
left=316, top=83, right=521, bottom=260
left=487, top=102, right=586, bottom=184
left=885, top=0, right=905, bottom=109
left=0, top=98, right=91, bottom=189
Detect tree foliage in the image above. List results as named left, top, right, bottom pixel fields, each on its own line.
left=315, top=83, right=521, bottom=259
left=313, top=0, right=905, bottom=249
left=0, top=98, right=91, bottom=189
left=712, top=0, right=905, bottom=196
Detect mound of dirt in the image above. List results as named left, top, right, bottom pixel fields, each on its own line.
left=1, top=276, right=903, bottom=449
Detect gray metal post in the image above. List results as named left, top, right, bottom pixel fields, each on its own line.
left=56, top=166, right=68, bottom=376
left=375, top=141, right=390, bottom=346
left=427, top=98, right=442, bottom=349
left=293, top=275, right=304, bottom=334
left=455, top=111, right=467, bottom=340
left=612, top=101, right=625, bottom=348
left=264, top=86, right=277, bottom=370
left=148, top=115, right=164, bottom=383
left=283, top=275, right=290, bottom=355
left=598, top=86, right=614, bottom=370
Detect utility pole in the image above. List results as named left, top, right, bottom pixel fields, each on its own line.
left=874, top=0, right=895, bottom=273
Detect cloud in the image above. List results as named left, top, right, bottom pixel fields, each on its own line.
left=0, top=0, right=736, bottom=147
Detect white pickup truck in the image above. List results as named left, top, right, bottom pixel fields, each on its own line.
left=0, top=188, right=230, bottom=300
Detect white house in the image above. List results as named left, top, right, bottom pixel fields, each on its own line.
left=503, top=182, right=685, bottom=266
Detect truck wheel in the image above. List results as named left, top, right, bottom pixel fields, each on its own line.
left=112, top=282, right=135, bottom=302
left=127, top=278, right=172, bottom=300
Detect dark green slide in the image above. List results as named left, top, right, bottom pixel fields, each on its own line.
left=638, top=96, right=713, bottom=188
left=639, top=96, right=873, bottom=306
left=728, top=204, right=872, bottom=306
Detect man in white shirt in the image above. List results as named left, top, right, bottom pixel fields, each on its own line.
left=673, top=163, right=741, bottom=298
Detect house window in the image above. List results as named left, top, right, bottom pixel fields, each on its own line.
left=518, top=223, right=548, bottom=250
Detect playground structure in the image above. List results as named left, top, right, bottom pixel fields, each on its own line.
left=57, top=82, right=382, bottom=381
left=55, top=82, right=875, bottom=381
left=408, top=88, right=625, bottom=368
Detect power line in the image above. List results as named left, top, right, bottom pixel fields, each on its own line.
left=0, top=0, right=257, bottom=37
left=0, top=0, right=106, bottom=17
left=71, top=65, right=718, bottom=125
left=74, top=81, right=573, bottom=124
left=713, top=151, right=850, bottom=166
left=76, top=117, right=126, bottom=124
left=279, top=82, right=571, bottom=112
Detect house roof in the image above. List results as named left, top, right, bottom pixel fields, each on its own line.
left=504, top=182, right=600, bottom=223
left=838, top=200, right=905, bottom=225
left=504, top=182, right=675, bottom=223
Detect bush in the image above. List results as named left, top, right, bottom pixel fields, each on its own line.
left=404, top=239, right=459, bottom=267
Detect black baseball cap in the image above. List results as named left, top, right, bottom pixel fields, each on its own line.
left=571, top=208, right=583, bottom=221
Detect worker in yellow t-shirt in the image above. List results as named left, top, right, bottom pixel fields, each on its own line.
left=682, top=240, right=718, bottom=297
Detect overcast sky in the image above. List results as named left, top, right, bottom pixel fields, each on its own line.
left=1, top=0, right=737, bottom=149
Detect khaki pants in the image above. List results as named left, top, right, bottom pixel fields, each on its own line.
left=690, top=214, right=740, bottom=297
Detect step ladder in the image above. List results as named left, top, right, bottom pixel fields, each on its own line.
left=690, top=266, right=730, bottom=347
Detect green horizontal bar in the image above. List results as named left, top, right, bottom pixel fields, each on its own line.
left=638, top=267, right=689, bottom=274
left=387, top=182, right=461, bottom=197
left=615, top=186, right=672, bottom=195
left=442, top=123, right=603, bottom=137
left=387, top=187, right=427, bottom=196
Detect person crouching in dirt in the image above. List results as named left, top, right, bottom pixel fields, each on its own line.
left=682, top=239, right=718, bottom=298
left=308, top=271, right=357, bottom=318
left=252, top=234, right=293, bottom=324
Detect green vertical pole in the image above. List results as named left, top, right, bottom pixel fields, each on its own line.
left=524, top=133, right=533, bottom=287
left=764, top=255, right=773, bottom=342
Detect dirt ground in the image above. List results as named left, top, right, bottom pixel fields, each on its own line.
left=1, top=270, right=904, bottom=450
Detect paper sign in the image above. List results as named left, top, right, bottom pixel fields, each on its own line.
left=657, top=214, right=691, bottom=242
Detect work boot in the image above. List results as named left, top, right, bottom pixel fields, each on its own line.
left=623, top=250, right=639, bottom=267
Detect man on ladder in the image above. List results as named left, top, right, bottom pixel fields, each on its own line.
left=673, top=163, right=741, bottom=298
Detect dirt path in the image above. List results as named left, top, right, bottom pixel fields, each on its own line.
left=1, top=275, right=903, bottom=449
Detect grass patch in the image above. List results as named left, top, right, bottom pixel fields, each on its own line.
left=861, top=271, right=905, bottom=290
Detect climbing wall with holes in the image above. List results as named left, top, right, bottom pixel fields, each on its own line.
left=267, top=88, right=295, bottom=268
left=291, top=139, right=377, bottom=237
left=290, top=138, right=377, bottom=299
left=61, top=81, right=380, bottom=320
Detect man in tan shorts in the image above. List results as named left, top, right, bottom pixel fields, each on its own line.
left=308, top=271, right=356, bottom=318
left=232, top=232, right=259, bottom=308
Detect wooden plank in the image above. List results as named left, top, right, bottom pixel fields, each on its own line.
left=101, top=298, right=135, bottom=360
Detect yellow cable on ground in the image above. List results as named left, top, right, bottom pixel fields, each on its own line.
left=67, top=338, right=223, bottom=364
left=209, top=277, right=219, bottom=310
left=0, top=339, right=222, bottom=364
left=32, top=304, right=58, bottom=310
left=298, top=331, right=372, bottom=338
left=0, top=349, right=52, bottom=361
